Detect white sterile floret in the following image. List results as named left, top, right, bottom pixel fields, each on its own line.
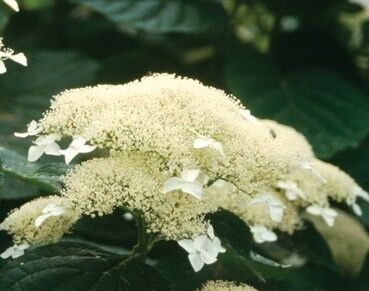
left=306, top=204, right=337, bottom=227
left=193, top=136, right=224, bottom=156
left=2, top=0, right=19, bottom=11
left=0, top=243, right=29, bottom=259
left=162, top=168, right=204, bottom=200
left=346, top=185, right=369, bottom=216
left=277, top=180, right=306, bottom=201
left=178, top=235, right=217, bottom=272
left=250, top=225, right=277, bottom=243
left=28, top=134, right=61, bottom=162
left=249, top=194, right=285, bottom=222
left=301, top=160, right=327, bottom=183
left=35, top=203, right=65, bottom=228
left=59, top=136, right=96, bottom=164
left=240, top=109, right=257, bottom=123
left=0, top=38, right=26, bottom=74
left=14, top=120, right=42, bottom=138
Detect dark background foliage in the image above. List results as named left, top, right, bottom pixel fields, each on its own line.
left=0, top=0, right=368, bottom=290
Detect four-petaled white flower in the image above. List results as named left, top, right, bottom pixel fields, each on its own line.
left=59, top=136, right=97, bottom=165
left=2, top=0, right=19, bottom=11
left=178, top=225, right=225, bottom=272
left=14, top=120, right=42, bottom=138
left=346, top=185, right=369, bottom=216
left=306, top=204, right=337, bottom=227
left=249, top=194, right=285, bottom=222
left=193, top=136, right=224, bottom=156
left=178, top=235, right=217, bottom=272
left=250, top=225, right=277, bottom=243
left=277, top=180, right=306, bottom=201
left=162, top=169, right=204, bottom=200
left=35, top=203, right=65, bottom=228
left=301, top=160, right=327, bottom=183
left=0, top=38, right=27, bottom=74
left=241, top=109, right=257, bottom=123
left=28, top=134, right=61, bottom=162
left=0, top=243, right=29, bottom=259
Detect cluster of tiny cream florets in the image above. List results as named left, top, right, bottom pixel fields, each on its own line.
left=8, top=74, right=368, bottom=268
left=0, top=196, right=79, bottom=245
left=61, top=154, right=218, bottom=240
left=200, top=280, right=257, bottom=291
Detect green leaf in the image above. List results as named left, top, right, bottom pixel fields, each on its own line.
left=0, top=50, right=98, bottom=97
left=0, top=242, right=169, bottom=291
left=225, top=46, right=369, bottom=158
left=76, top=0, right=227, bottom=33
left=0, top=147, right=67, bottom=196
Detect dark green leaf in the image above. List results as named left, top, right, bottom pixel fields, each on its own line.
left=0, top=242, right=169, bottom=291
left=76, top=0, right=227, bottom=33
left=0, top=147, right=67, bottom=196
left=225, top=46, right=369, bottom=158
left=0, top=50, right=98, bottom=97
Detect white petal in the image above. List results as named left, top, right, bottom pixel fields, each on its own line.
left=211, top=237, right=226, bottom=253
left=193, top=235, right=208, bottom=251
left=269, top=206, right=284, bottom=222
left=123, top=213, right=134, bottom=221
left=13, top=132, right=29, bottom=138
left=50, top=206, right=65, bottom=216
left=199, top=251, right=217, bottom=265
left=262, top=229, right=278, bottom=242
left=71, top=136, right=87, bottom=148
left=306, top=205, right=322, bottom=216
left=79, top=144, right=97, bottom=153
left=162, top=177, right=183, bottom=193
left=211, top=141, right=224, bottom=156
left=17, top=244, right=29, bottom=251
left=188, top=253, right=204, bottom=272
left=9, top=53, right=27, bottom=66
left=0, top=60, right=6, bottom=74
left=0, top=246, right=14, bottom=259
left=2, top=0, right=19, bottom=11
left=193, top=137, right=211, bottom=149
left=241, top=109, right=257, bottom=122
left=181, top=181, right=203, bottom=200
left=35, top=213, right=52, bottom=228
left=28, top=145, right=44, bottom=162
left=353, top=203, right=362, bottom=216
left=11, top=249, right=25, bottom=259
left=251, top=225, right=277, bottom=243
left=44, top=143, right=61, bottom=156
left=178, top=239, right=195, bottom=254
left=42, top=203, right=58, bottom=213
left=59, top=148, right=78, bottom=164
left=322, top=215, right=336, bottom=227
left=207, top=225, right=215, bottom=239
left=181, top=169, right=200, bottom=182
left=285, top=190, right=298, bottom=201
